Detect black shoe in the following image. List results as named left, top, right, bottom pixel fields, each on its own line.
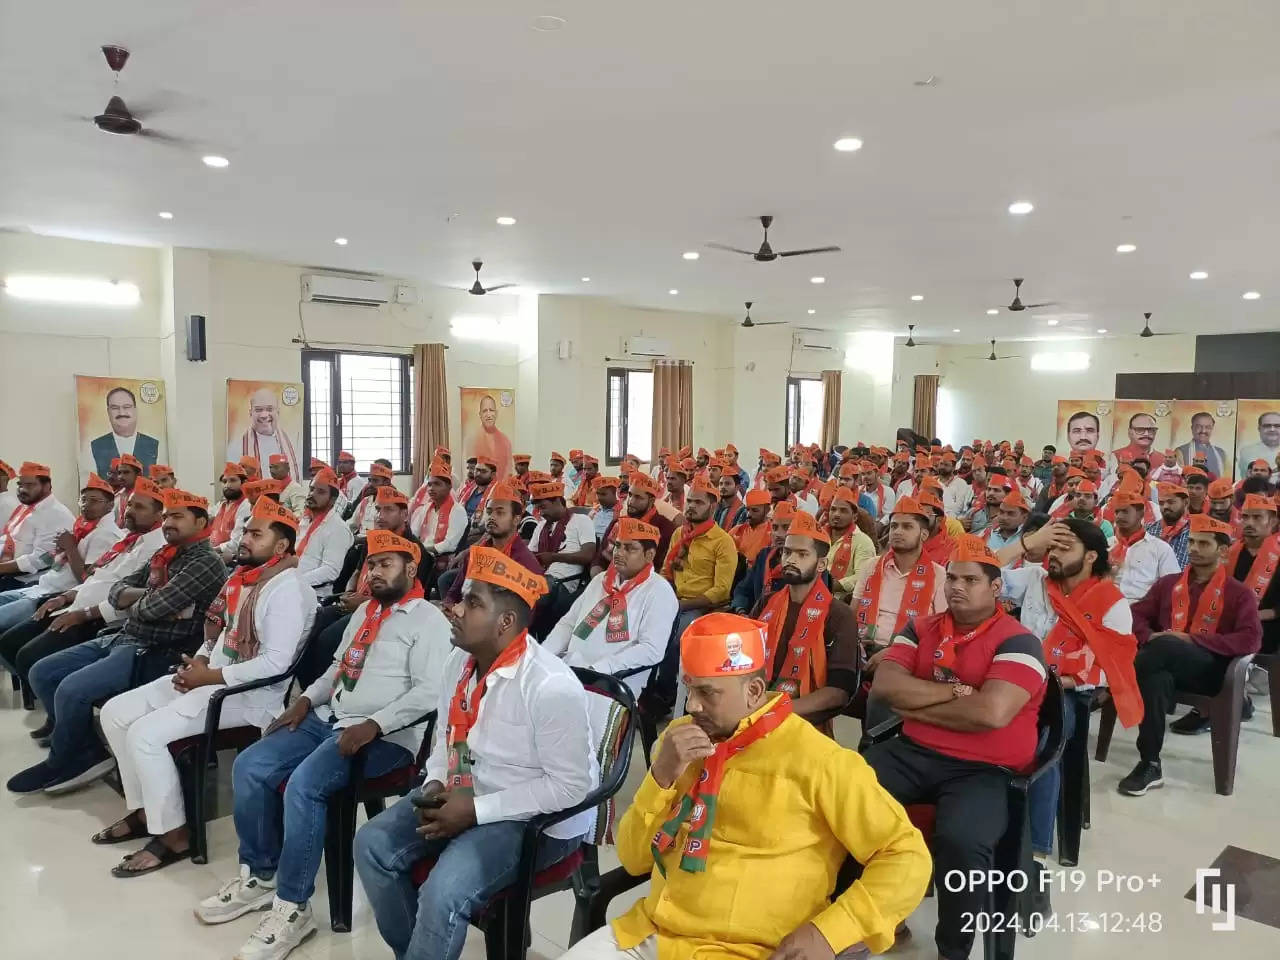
left=7, top=760, right=63, bottom=794
left=1242, top=696, right=1255, bottom=722
left=1118, top=760, right=1164, bottom=796
left=29, top=720, right=53, bottom=740
left=1170, top=709, right=1211, bottom=735
left=1027, top=862, right=1052, bottom=937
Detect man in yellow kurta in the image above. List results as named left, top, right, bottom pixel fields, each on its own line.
left=561, top=613, right=930, bottom=960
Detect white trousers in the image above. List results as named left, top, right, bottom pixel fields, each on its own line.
left=99, top=676, right=257, bottom=834
left=559, top=928, right=657, bottom=960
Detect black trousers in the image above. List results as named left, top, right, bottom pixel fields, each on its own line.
left=1135, top=634, right=1229, bottom=762
left=865, top=736, right=1009, bottom=960
left=0, top=619, right=101, bottom=693
left=296, top=605, right=353, bottom=691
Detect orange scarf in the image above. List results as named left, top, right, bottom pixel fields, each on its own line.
left=1228, top=535, right=1280, bottom=602
left=334, top=582, right=426, bottom=691
left=1159, top=514, right=1189, bottom=544
left=207, top=554, right=294, bottom=661
left=932, top=610, right=1005, bottom=679
left=1043, top=577, right=1143, bottom=728
left=716, top=495, right=743, bottom=530
left=296, top=507, right=332, bottom=556
left=1, top=503, right=34, bottom=560
left=572, top=476, right=600, bottom=509
left=445, top=630, right=529, bottom=792
left=1170, top=565, right=1228, bottom=634
left=921, top=527, right=955, bottom=566
left=730, top=520, right=770, bottom=565
left=760, top=578, right=831, bottom=697
left=209, top=498, right=242, bottom=546
left=855, top=551, right=937, bottom=642
left=1109, top=527, right=1147, bottom=568
left=663, top=518, right=715, bottom=578
left=827, top=527, right=857, bottom=580
left=148, top=528, right=211, bottom=587
left=94, top=523, right=157, bottom=568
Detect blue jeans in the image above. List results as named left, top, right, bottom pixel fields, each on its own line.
left=355, top=794, right=583, bottom=960
left=231, top=709, right=412, bottom=904
left=1028, top=688, right=1083, bottom=855
left=0, top=592, right=39, bottom=635
left=28, top=636, right=137, bottom=770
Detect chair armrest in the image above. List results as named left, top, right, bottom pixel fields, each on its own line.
left=613, top=663, right=660, bottom=681
left=859, top=715, right=903, bottom=750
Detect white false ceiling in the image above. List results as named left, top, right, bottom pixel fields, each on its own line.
left=2, top=1, right=1278, bottom=343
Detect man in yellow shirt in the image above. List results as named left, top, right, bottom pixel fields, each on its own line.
left=561, top=612, right=930, bottom=960
left=643, top=477, right=738, bottom=715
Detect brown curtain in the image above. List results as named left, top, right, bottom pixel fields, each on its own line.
left=820, top=369, right=842, bottom=450
left=651, top=360, right=693, bottom=455
left=412, top=343, right=449, bottom=487
left=912, top=373, right=939, bottom=441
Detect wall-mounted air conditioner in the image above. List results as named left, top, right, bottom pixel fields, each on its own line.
left=623, top=336, right=671, bottom=358
left=301, top=274, right=392, bottom=306
left=793, top=331, right=840, bottom=352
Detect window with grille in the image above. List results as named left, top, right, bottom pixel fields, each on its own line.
left=302, top=350, right=413, bottom=472
left=784, top=376, right=825, bottom=451
left=605, top=367, right=654, bottom=465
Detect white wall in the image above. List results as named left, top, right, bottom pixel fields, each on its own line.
left=0, top=232, right=165, bottom=502
left=929, top=336, right=1198, bottom=447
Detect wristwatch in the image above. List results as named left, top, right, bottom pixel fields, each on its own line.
left=951, top=682, right=974, bottom=698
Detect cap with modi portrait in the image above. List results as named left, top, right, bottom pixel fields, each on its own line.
left=680, top=612, right=767, bottom=677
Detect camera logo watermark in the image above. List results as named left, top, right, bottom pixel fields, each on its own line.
left=1194, top=868, right=1236, bottom=932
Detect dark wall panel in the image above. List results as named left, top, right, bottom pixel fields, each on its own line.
left=1195, top=333, right=1280, bottom=373
left=1116, top=371, right=1280, bottom=400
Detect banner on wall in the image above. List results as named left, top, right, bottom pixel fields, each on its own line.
left=1108, top=399, right=1172, bottom=467
left=459, top=387, right=516, bottom=481
left=1170, top=400, right=1236, bottom=478
left=225, top=379, right=304, bottom=479
left=1055, top=400, right=1114, bottom=458
left=1234, top=400, right=1280, bottom=478
left=75, top=375, right=169, bottom=484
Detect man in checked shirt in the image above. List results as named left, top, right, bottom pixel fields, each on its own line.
left=8, top=488, right=228, bottom=796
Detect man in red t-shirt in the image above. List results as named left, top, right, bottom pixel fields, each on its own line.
left=865, top=534, right=1047, bottom=960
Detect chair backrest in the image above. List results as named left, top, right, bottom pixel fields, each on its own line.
left=571, top=666, right=638, bottom=846
left=1027, top=671, right=1066, bottom=778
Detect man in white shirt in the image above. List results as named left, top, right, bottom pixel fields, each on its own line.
left=0, top=458, right=19, bottom=532
left=1108, top=489, right=1180, bottom=601
left=334, top=450, right=366, bottom=506
left=0, top=461, right=76, bottom=590
left=294, top=468, right=354, bottom=596
left=209, top=462, right=249, bottom=548
left=861, top=461, right=897, bottom=520
left=545, top=517, right=678, bottom=737
left=529, top=481, right=599, bottom=590
left=195, top=530, right=451, bottom=960
left=0, top=472, right=121, bottom=638
left=268, top=454, right=308, bottom=515
left=934, top=453, right=972, bottom=517
left=0, top=480, right=168, bottom=711
left=221, top=478, right=279, bottom=562
left=111, top=453, right=143, bottom=528
left=355, top=547, right=597, bottom=960
left=98, top=499, right=314, bottom=877
left=408, top=456, right=467, bottom=560
left=1016, top=456, right=1043, bottom=504
left=789, top=469, right=820, bottom=516
left=590, top=476, right=621, bottom=540
left=345, top=461, right=394, bottom=536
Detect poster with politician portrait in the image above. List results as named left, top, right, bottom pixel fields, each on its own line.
left=1055, top=400, right=1114, bottom=458
left=1170, top=400, right=1236, bottom=480
left=225, top=379, right=304, bottom=480
left=1234, top=400, right=1280, bottom=479
left=75, top=375, right=169, bottom=484
left=459, top=386, right=516, bottom=481
left=1109, top=400, right=1173, bottom=467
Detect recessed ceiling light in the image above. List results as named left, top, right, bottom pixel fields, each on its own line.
left=952, top=328, right=961, bottom=333
left=1007, top=201, right=1034, bottom=215
left=531, top=15, right=566, bottom=31
left=668, top=289, right=678, bottom=295
left=1243, top=291, right=1261, bottom=300
left=581, top=277, right=591, bottom=282
left=807, top=309, right=816, bottom=315
left=1046, top=319, right=1059, bottom=326
left=1115, top=243, right=1136, bottom=253
left=1097, top=328, right=1108, bottom=334
left=1189, top=270, right=1208, bottom=280
left=810, top=276, right=825, bottom=284
left=495, top=216, right=517, bottom=226
left=682, top=251, right=700, bottom=261
left=333, top=237, right=348, bottom=246
left=910, top=294, right=924, bottom=301
left=833, top=137, right=863, bottom=153
left=201, top=155, right=229, bottom=168
left=157, top=211, right=173, bottom=220
left=986, top=308, right=999, bottom=315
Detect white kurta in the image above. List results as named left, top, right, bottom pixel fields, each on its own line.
left=8, top=515, right=123, bottom=599
left=74, top=527, right=168, bottom=620
left=219, top=498, right=254, bottom=561
left=99, top=569, right=315, bottom=833
left=939, top=476, right=973, bottom=517
left=277, top=480, right=308, bottom=515
left=0, top=489, right=17, bottom=533
left=3, top=494, right=76, bottom=583
left=410, top=496, right=467, bottom=554
left=1112, top=534, right=1181, bottom=602
left=530, top=512, right=598, bottom=583
left=296, top=508, right=354, bottom=595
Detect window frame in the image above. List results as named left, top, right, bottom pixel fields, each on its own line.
left=605, top=366, right=651, bottom=467
left=784, top=374, right=823, bottom=452
left=301, top=348, right=414, bottom=474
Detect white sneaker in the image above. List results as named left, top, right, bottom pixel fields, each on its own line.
left=234, top=897, right=316, bottom=960
left=194, top=864, right=277, bottom=924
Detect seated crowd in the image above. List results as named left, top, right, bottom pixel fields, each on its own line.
left=0, top=433, right=1273, bottom=960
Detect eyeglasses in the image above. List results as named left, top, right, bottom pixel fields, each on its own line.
left=1130, top=426, right=1158, bottom=436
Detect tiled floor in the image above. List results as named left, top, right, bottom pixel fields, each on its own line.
left=2, top=690, right=1277, bottom=959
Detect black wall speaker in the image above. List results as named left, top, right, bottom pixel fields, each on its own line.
left=186, top=314, right=207, bottom=362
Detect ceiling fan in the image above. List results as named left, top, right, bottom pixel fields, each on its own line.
left=969, top=339, right=1023, bottom=361
left=465, top=260, right=514, bottom=295
left=1138, top=311, right=1176, bottom=337
left=904, top=324, right=918, bottom=347
left=708, top=215, right=841, bottom=262
left=1006, top=277, right=1056, bottom=312
left=87, top=45, right=191, bottom=144
left=740, top=301, right=787, bottom=328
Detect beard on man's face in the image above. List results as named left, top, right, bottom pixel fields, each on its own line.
left=1046, top=555, right=1084, bottom=581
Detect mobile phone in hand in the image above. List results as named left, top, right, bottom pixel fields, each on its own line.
left=411, top=792, right=446, bottom=809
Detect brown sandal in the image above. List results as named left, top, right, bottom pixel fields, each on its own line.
left=91, top=811, right=148, bottom=845
left=110, top=837, right=191, bottom=878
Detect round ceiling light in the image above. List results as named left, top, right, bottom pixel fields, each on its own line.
left=334, top=237, right=348, bottom=246
left=531, top=15, right=566, bottom=31
left=986, top=308, right=999, bottom=315
left=1243, top=291, right=1261, bottom=300
left=1115, top=243, right=1137, bottom=253
left=581, top=277, right=591, bottom=282
left=833, top=137, right=863, bottom=152
left=682, top=251, right=700, bottom=260
left=1046, top=319, right=1059, bottom=326
left=668, top=289, right=678, bottom=295
left=807, top=309, right=816, bottom=315
left=1189, top=270, right=1208, bottom=280
left=1097, top=328, right=1108, bottom=334
left=952, top=328, right=961, bottom=333
left=810, top=276, right=825, bottom=284
left=1007, top=201, right=1034, bottom=215
left=495, top=216, right=517, bottom=226
left=910, top=294, right=924, bottom=301
left=202, top=155, right=229, bottom=168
